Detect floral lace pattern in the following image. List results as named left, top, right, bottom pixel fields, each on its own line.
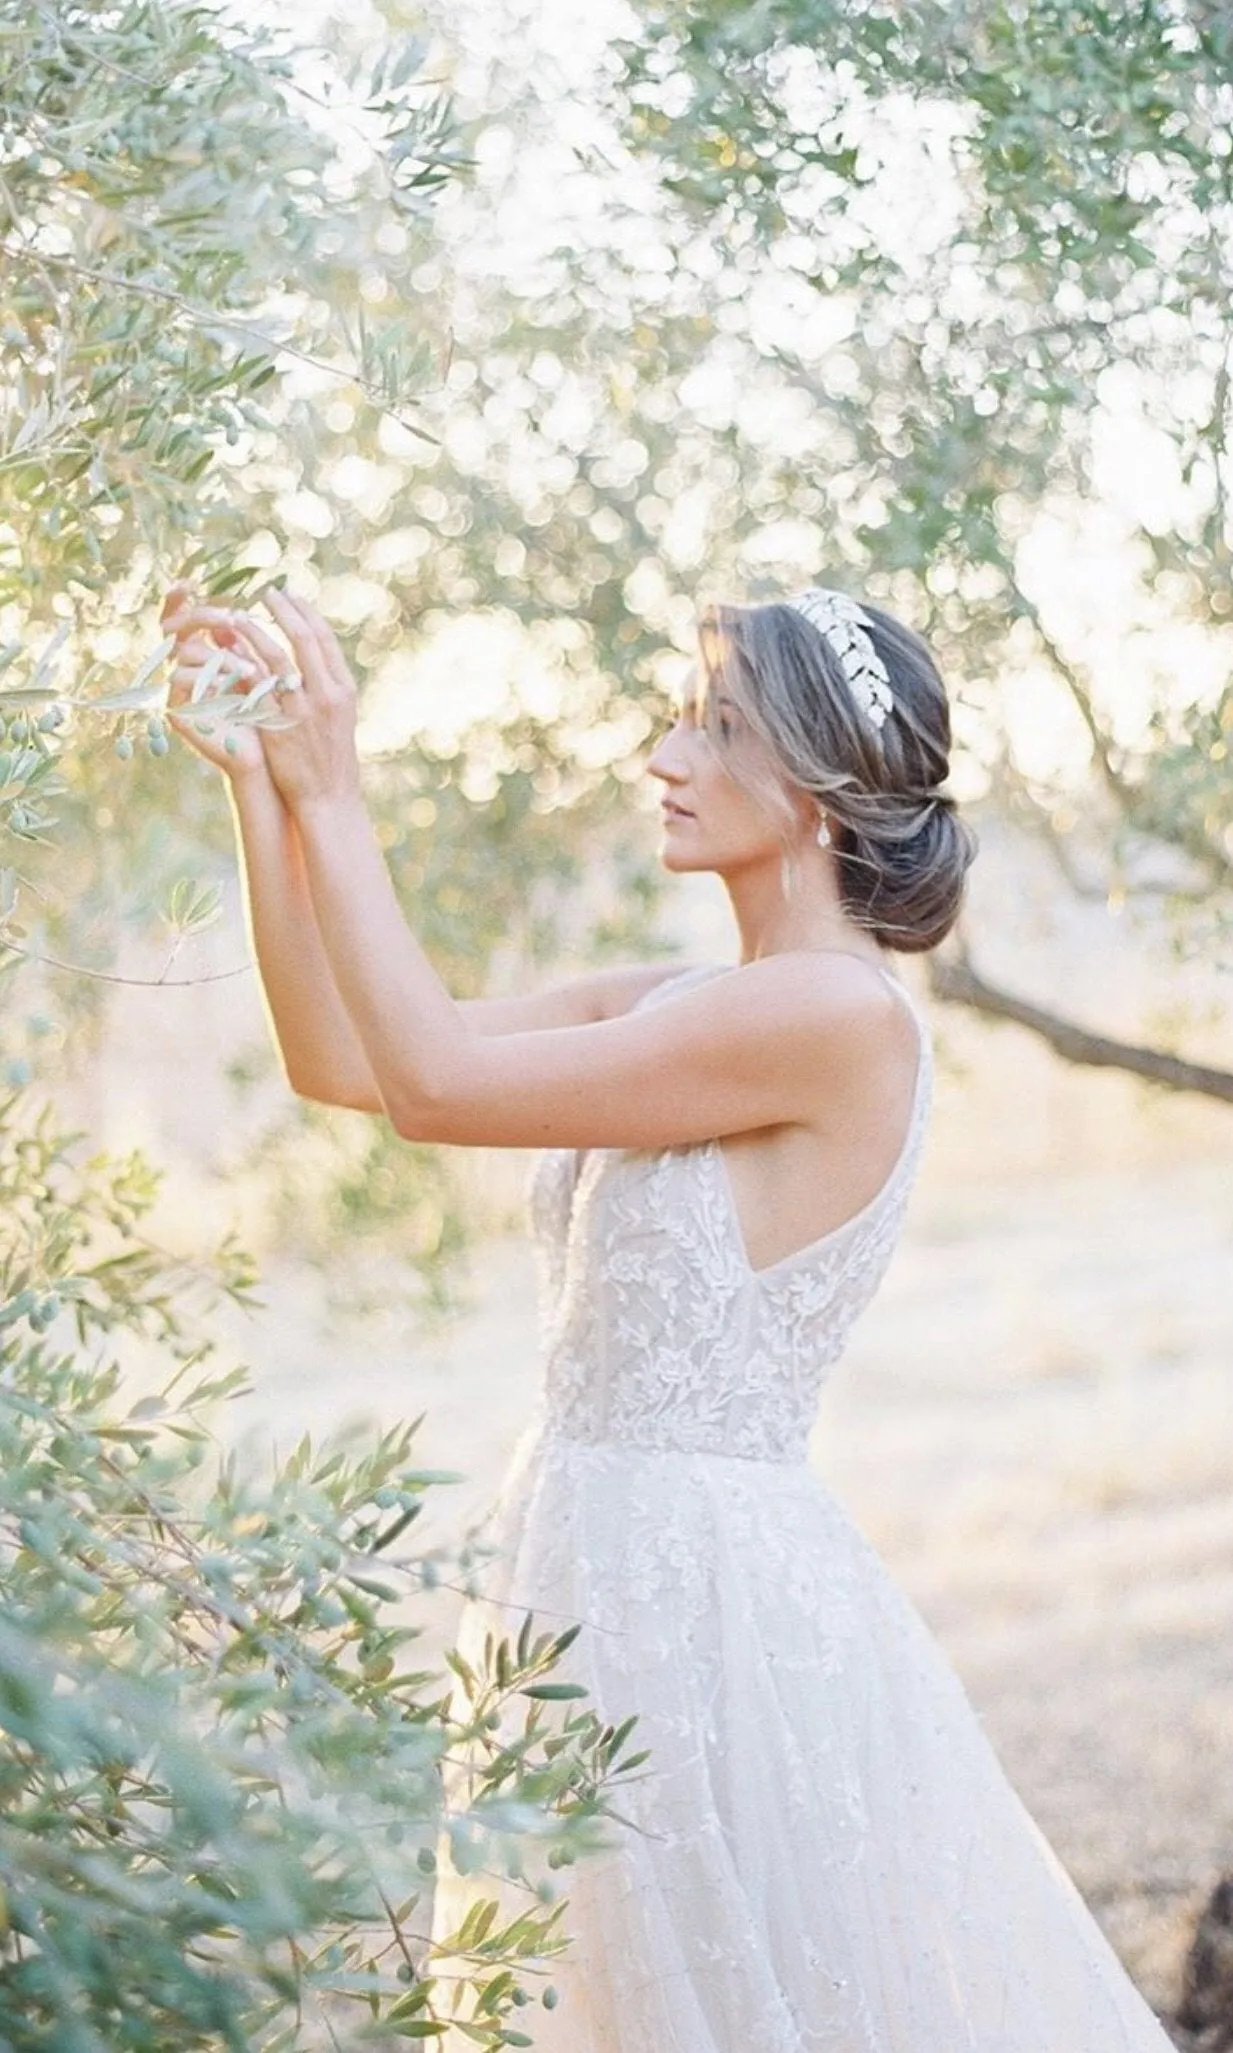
left=434, top=964, right=1176, bottom=2052
left=528, top=963, right=933, bottom=1465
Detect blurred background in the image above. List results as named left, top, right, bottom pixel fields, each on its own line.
left=4, top=0, right=1232, bottom=2024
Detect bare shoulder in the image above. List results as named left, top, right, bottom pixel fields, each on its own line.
left=710, top=951, right=918, bottom=1091
left=713, top=949, right=907, bottom=1028
left=603, top=948, right=909, bottom=1048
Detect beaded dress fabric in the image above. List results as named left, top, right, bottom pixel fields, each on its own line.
left=432, top=962, right=1175, bottom=2051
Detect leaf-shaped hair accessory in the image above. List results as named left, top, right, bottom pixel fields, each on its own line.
left=784, top=587, right=894, bottom=732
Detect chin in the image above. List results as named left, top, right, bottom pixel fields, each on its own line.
left=660, top=847, right=717, bottom=875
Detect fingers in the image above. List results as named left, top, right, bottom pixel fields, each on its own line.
left=161, top=579, right=196, bottom=629
left=168, top=631, right=254, bottom=677
left=163, top=588, right=349, bottom=728
left=164, top=607, right=296, bottom=693
left=262, top=588, right=353, bottom=699
left=260, top=589, right=323, bottom=695
left=171, top=633, right=215, bottom=666
left=168, top=633, right=264, bottom=721
left=162, top=603, right=243, bottom=643
left=293, top=596, right=354, bottom=697
left=166, top=590, right=343, bottom=696
left=226, top=613, right=294, bottom=680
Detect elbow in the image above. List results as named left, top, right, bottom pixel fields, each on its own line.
left=385, top=1064, right=466, bottom=1143
left=285, top=1061, right=337, bottom=1108
left=284, top=1063, right=319, bottom=1103
left=386, top=1094, right=450, bottom=1143
left=286, top=1068, right=385, bottom=1117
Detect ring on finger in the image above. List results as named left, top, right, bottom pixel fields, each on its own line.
left=271, top=672, right=303, bottom=696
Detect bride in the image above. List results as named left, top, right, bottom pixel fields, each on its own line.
left=164, top=580, right=1177, bottom=2051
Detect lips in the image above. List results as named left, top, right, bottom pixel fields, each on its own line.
left=661, top=802, right=694, bottom=819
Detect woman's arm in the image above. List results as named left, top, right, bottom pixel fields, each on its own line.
left=160, top=596, right=382, bottom=1109
left=227, top=765, right=387, bottom=1109
left=242, top=587, right=891, bottom=1153
left=295, top=785, right=890, bottom=1149
left=166, top=596, right=689, bottom=1112
left=232, top=773, right=691, bottom=1109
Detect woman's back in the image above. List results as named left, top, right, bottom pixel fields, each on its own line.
left=529, top=960, right=933, bottom=1464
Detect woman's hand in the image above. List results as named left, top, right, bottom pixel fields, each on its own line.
left=160, top=586, right=361, bottom=813
left=161, top=583, right=268, bottom=781
left=238, top=588, right=361, bottom=815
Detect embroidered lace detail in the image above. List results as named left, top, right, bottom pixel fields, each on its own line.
left=439, top=1433, right=1175, bottom=2053
left=527, top=962, right=932, bottom=1463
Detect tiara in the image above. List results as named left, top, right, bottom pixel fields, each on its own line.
left=784, top=586, right=894, bottom=732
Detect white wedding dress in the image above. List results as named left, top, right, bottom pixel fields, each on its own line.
left=432, top=961, right=1177, bottom=2051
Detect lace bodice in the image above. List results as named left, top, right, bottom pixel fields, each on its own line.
left=527, top=960, right=932, bottom=1466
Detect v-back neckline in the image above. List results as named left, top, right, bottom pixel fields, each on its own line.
left=663, top=956, right=930, bottom=1285
left=708, top=1042, right=929, bottom=1283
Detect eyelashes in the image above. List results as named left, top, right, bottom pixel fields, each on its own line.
left=650, top=703, right=735, bottom=744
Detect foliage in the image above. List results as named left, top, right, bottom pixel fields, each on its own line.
left=5, top=0, right=1230, bottom=2034
left=0, top=10, right=652, bottom=2040
left=296, top=0, right=1231, bottom=989
left=0, top=0, right=668, bottom=1293
left=0, top=0, right=461, bottom=983
left=608, top=0, right=1233, bottom=955
left=0, top=0, right=461, bottom=929
left=0, top=1081, right=646, bottom=2049
left=1, top=0, right=460, bottom=616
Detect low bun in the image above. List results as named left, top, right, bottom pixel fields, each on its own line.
left=697, top=590, right=979, bottom=954
left=836, top=795, right=978, bottom=955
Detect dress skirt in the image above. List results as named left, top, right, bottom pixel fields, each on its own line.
left=431, top=1423, right=1177, bottom=2052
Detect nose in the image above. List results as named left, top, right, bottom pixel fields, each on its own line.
left=646, top=713, right=691, bottom=787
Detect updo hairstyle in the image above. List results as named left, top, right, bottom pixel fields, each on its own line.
left=696, top=596, right=978, bottom=954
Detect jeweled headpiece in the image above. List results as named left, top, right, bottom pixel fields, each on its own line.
left=784, top=586, right=894, bottom=733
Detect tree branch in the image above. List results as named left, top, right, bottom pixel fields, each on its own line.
left=1012, top=578, right=1233, bottom=888
left=0, top=242, right=442, bottom=444
left=925, top=943, right=1233, bottom=1105
left=1, top=941, right=253, bottom=987
left=1012, top=585, right=1132, bottom=807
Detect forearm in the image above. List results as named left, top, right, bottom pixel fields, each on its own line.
left=227, top=768, right=382, bottom=1107
left=289, top=789, right=467, bottom=1123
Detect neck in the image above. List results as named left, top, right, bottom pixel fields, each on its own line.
left=722, top=843, right=883, bottom=968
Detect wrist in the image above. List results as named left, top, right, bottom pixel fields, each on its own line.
left=226, top=755, right=279, bottom=805
left=287, top=781, right=366, bottom=829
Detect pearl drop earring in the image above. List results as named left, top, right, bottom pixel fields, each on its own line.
left=815, top=815, right=832, bottom=849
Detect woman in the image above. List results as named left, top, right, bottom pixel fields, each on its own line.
left=164, top=581, right=1176, bottom=2051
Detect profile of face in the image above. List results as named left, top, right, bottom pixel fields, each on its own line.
left=645, top=666, right=812, bottom=877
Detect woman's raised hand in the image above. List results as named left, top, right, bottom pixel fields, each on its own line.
left=160, top=585, right=361, bottom=813
left=161, top=582, right=269, bottom=779
left=244, top=588, right=362, bottom=814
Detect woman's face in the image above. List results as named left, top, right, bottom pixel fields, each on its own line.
left=645, top=666, right=800, bottom=876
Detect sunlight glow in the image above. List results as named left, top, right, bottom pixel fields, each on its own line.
left=357, top=611, right=564, bottom=754
left=278, top=0, right=1229, bottom=804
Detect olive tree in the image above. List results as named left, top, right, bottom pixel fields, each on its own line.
left=0, top=1101, right=643, bottom=2046
left=0, top=6, right=648, bottom=2043
left=1, top=0, right=673, bottom=1293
